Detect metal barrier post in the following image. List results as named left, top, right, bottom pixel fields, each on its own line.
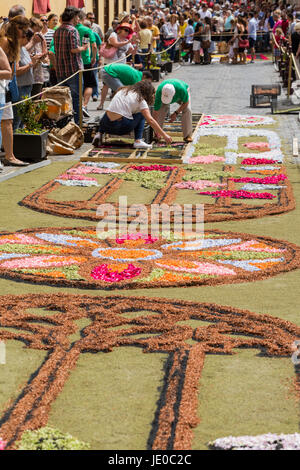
left=288, top=52, right=292, bottom=98
left=79, top=70, right=83, bottom=130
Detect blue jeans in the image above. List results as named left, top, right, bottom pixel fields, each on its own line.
left=13, top=85, right=32, bottom=131
left=99, top=112, right=145, bottom=140
left=140, top=48, right=149, bottom=69
left=64, top=74, right=80, bottom=125
left=92, top=60, right=99, bottom=98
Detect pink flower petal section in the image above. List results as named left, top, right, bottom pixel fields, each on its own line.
left=1, top=255, right=86, bottom=269
left=0, top=234, right=44, bottom=245
left=156, top=261, right=236, bottom=275
left=243, top=142, right=270, bottom=150
left=175, top=180, right=226, bottom=191
left=220, top=240, right=286, bottom=253
left=189, top=155, right=225, bottom=164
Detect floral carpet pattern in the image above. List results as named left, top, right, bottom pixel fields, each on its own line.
left=0, top=227, right=298, bottom=289
left=0, top=294, right=300, bottom=450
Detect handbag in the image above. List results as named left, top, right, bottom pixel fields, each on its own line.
left=202, top=40, right=211, bottom=49
left=163, top=38, right=175, bottom=47
left=100, top=43, right=118, bottom=59
left=238, top=38, right=249, bottom=48
left=8, top=63, right=19, bottom=103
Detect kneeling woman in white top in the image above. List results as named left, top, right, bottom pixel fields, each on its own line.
left=94, top=81, right=172, bottom=149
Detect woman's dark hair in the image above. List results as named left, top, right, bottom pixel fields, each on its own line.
left=122, top=80, right=155, bottom=106
left=48, top=13, right=58, bottom=22
left=139, top=20, right=147, bottom=29
left=204, top=17, right=211, bottom=25
left=0, top=15, right=30, bottom=61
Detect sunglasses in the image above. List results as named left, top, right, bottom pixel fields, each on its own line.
left=121, top=28, right=130, bottom=32
left=41, top=19, right=48, bottom=22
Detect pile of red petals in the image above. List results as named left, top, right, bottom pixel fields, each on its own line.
left=116, top=233, right=158, bottom=244
left=230, top=174, right=287, bottom=184
left=241, top=158, right=278, bottom=165
left=91, top=264, right=141, bottom=282
left=130, top=165, right=177, bottom=172
left=198, top=190, right=276, bottom=199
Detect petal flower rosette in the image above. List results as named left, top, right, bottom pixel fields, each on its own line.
left=0, top=227, right=299, bottom=289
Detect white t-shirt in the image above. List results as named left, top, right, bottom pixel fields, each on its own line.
left=108, top=89, right=149, bottom=119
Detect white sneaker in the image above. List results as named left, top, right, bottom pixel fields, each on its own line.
left=82, top=107, right=90, bottom=118
left=133, top=140, right=152, bottom=149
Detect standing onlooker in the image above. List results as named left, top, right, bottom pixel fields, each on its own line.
left=97, top=23, right=136, bottom=110
left=138, top=20, right=152, bottom=69
left=75, top=11, right=97, bottom=118
left=48, top=14, right=59, bottom=31
left=28, top=18, right=48, bottom=98
left=183, top=18, right=194, bottom=62
left=145, top=16, right=160, bottom=51
left=0, top=46, right=11, bottom=171
left=202, top=16, right=212, bottom=64
left=0, top=15, right=29, bottom=166
left=86, top=12, right=104, bottom=42
left=53, top=7, right=88, bottom=125
left=83, top=19, right=101, bottom=102
left=192, top=13, right=203, bottom=64
left=14, top=29, right=38, bottom=131
left=41, top=15, right=54, bottom=51
left=248, top=11, right=258, bottom=63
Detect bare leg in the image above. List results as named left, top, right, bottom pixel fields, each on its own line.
left=1, top=119, right=27, bottom=165
left=83, top=87, right=93, bottom=108
left=98, top=84, right=109, bottom=110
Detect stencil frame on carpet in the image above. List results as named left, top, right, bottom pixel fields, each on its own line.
left=0, top=294, right=300, bottom=450
left=0, top=227, right=299, bottom=289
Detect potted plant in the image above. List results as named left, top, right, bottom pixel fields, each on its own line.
left=14, top=97, right=49, bottom=162
left=148, top=54, right=161, bottom=82
left=161, top=51, right=173, bottom=73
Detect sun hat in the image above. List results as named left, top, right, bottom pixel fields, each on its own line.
left=161, top=84, right=176, bottom=104
left=119, top=11, right=130, bottom=22
left=116, top=22, right=133, bottom=34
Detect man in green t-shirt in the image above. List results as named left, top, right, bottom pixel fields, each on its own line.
left=75, top=11, right=97, bottom=117
left=153, top=79, right=193, bottom=142
left=97, top=64, right=152, bottom=110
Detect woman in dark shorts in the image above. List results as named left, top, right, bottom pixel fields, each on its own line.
left=237, top=17, right=248, bottom=64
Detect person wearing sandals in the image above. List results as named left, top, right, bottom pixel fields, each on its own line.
left=0, top=15, right=30, bottom=166
left=97, top=22, right=136, bottom=110
left=93, top=80, right=172, bottom=149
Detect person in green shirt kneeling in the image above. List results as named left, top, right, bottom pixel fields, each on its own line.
left=153, top=79, right=193, bottom=142
left=97, top=63, right=152, bottom=110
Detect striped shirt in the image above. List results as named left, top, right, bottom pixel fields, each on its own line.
left=43, top=29, right=55, bottom=50
left=53, top=23, right=83, bottom=81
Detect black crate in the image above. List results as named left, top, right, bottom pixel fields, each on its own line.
left=252, top=84, right=281, bottom=96
left=250, top=94, right=275, bottom=108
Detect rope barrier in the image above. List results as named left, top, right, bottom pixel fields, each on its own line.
left=0, top=29, right=272, bottom=113
left=0, top=35, right=183, bottom=112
